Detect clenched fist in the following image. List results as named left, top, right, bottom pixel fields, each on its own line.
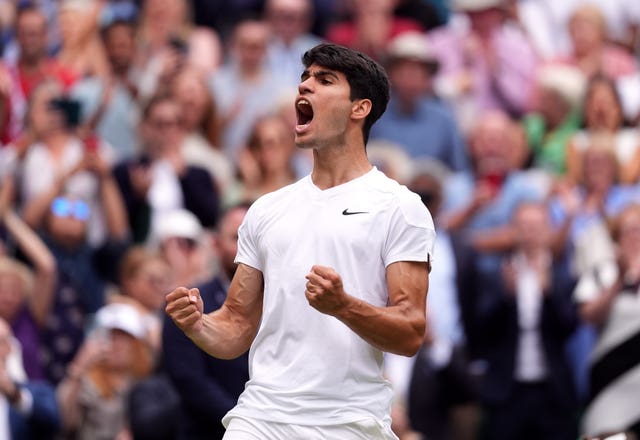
left=165, top=287, right=204, bottom=335
left=304, top=265, right=350, bottom=316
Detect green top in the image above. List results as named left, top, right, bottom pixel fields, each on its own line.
left=523, top=111, right=582, bottom=175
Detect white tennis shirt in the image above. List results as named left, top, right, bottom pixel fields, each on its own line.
left=223, top=167, right=436, bottom=427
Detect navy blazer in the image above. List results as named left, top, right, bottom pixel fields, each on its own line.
left=113, top=159, right=220, bottom=243
left=162, top=276, right=250, bottom=440
left=10, top=382, right=60, bottom=440
left=474, top=254, right=578, bottom=409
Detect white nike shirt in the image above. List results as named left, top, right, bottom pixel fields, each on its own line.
left=223, top=167, right=436, bottom=427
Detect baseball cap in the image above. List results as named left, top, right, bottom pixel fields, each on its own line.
left=386, top=32, right=439, bottom=72
left=95, top=303, right=147, bottom=339
left=154, top=209, right=203, bottom=242
left=452, top=0, right=504, bottom=12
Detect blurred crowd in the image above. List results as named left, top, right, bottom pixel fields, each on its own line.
left=0, top=0, right=639, bottom=439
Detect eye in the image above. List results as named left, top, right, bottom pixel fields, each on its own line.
left=319, top=78, right=332, bottom=85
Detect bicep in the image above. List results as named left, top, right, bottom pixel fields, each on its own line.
left=221, top=263, right=264, bottom=332
left=385, top=260, right=429, bottom=313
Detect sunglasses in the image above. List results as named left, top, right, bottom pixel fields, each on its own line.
left=51, top=198, right=90, bottom=221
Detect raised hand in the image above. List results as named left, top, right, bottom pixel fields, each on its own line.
left=165, top=287, right=204, bottom=335
left=304, top=265, right=349, bottom=316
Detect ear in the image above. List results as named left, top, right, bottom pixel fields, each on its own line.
left=350, top=98, right=372, bottom=122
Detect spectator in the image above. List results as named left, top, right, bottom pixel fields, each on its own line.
left=56, top=0, right=110, bottom=79
left=556, top=5, right=637, bottom=81
left=523, top=64, right=586, bottom=175
left=18, top=80, right=127, bottom=247
left=575, top=204, right=640, bottom=438
left=325, top=0, right=424, bottom=60
left=210, top=18, right=287, bottom=158
left=369, top=32, right=469, bottom=172
left=71, top=19, right=141, bottom=159
left=169, top=67, right=235, bottom=196
left=0, top=174, right=56, bottom=380
left=162, top=204, right=250, bottom=440
left=0, top=316, right=61, bottom=440
left=57, top=302, right=154, bottom=440
left=264, top=0, right=323, bottom=89
left=442, top=111, right=545, bottom=260
left=402, top=159, right=481, bottom=440
left=476, top=201, right=578, bottom=440
left=113, top=94, right=219, bottom=243
left=0, top=5, right=77, bottom=143
left=567, top=74, right=640, bottom=184
left=429, top=0, right=538, bottom=132
left=111, top=246, right=172, bottom=354
left=136, top=0, right=222, bottom=100
left=236, top=115, right=298, bottom=203
left=153, top=209, right=211, bottom=293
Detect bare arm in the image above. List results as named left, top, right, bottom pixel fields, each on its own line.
left=305, top=261, right=429, bottom=357
left=165, top=263, right=264, bottom=360
left=2, top=211, right=57, bottom=327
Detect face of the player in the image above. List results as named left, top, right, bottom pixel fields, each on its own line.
left=294, top=63, right=354, bottom=150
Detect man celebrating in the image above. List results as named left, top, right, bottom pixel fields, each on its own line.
left=166, top=43, right=435, bottom=439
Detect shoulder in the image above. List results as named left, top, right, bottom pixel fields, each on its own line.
left=243, top=177, right=307, bottom=218
left=369, top=170, right=435, bottom=229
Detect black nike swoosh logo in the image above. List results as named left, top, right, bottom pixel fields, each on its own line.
left=342, top=209, right=369, bottom=216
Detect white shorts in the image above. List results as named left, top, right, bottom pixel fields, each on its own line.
left=223, top=416, right=399, bottom=440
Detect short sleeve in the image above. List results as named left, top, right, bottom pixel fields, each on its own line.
left=574, top=260, right=619, bottom=303
left=234, top=203, right=263, bottom=272
left=383, top=191, right=436, bottom=268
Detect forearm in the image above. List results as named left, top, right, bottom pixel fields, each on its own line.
left=56, top=374, right=83, bottom=431
left=187, top=305, right=259, bottom=360
left=334, top=296, right=426, bottom=356
left=99, top=174, right=129, bottom=240
left=471, top=226, right=515, bottom=253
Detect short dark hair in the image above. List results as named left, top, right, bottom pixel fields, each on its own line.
left=301, top=43, right=390, bottom=145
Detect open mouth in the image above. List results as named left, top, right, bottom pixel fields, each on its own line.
left=296, top=98, right=314, bottom=128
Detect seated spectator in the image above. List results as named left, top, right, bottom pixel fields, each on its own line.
left=57, top=302, right=154, bottom=440
left=556, top=5, right=637, bottom=81
left=0, top=317, right=61, bottom=440
left=476, top=201, right=578, bottom=440
left=113, top=94, right=219, bottom=243
left=523, top=64, right=585, bottom=176
left=325, top=0, right=424, bottom=60
left=135, top=0, right=222, bottom=100
left=369, top=32, right=468, bottom=172
left=209, top=18, right=287, bottom=158
left=236, top=115, right=298, bottom=203
left=162, top=204, right=250, bottom=440
left=574, top=204, right=640, bottom=438
left=567, top=74, right=640, bottom=184
left=264, top=0, right=323, bottom=89
left=429, top=0, right=538, bottom=132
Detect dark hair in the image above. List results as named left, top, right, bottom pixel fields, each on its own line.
left=301, top=43, right=390, bottom=145
left=101, top=19, right=137, bottom=42
left=584, top=73, right=629, bottom=128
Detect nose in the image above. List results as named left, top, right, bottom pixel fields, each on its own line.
left=298, top=77, right=313, bottom=95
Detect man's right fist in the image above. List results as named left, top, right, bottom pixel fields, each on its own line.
left=165, top=287, right=204, bottom=334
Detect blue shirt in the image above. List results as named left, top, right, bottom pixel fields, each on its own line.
left=370, top=97, right=469, bottom=172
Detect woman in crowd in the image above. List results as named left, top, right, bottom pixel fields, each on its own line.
left=566, top=74, right=640, bottom=184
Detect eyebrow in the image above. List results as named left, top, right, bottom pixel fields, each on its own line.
left=300, top=69, right=340, bottom=82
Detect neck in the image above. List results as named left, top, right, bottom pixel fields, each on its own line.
left=310, top=141, right=372, bottom=190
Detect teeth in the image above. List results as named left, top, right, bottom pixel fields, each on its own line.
left=298, top=99, right=310, bottom=106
